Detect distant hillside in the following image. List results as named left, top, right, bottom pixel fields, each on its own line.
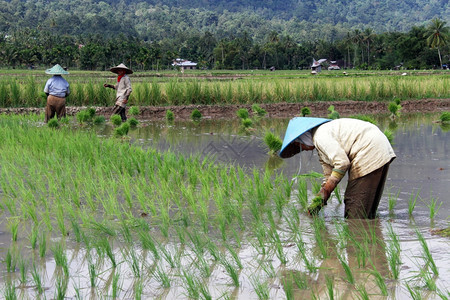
left=0, top=0, right=448, bottom=42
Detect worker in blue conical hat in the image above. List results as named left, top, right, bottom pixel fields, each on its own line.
left=279, top=117, right=396, bottom=219
left=44, top=64, right=70, bottom=122
left=104, top=63, right=133, bottom=122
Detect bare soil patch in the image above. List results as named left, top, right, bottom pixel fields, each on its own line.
left=1, top=99, right=449, bottom=120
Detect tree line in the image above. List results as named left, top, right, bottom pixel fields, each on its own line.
left=0, top=19, right=448, bottom=71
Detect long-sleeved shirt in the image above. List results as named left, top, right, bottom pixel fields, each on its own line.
left=44, top=75, right=70, bottom=98
left=312, top=118, right=396, bottom=181
left=114, top=75, right=132, bottom=107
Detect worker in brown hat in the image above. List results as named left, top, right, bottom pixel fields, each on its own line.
left=104, top=63, right=133, bottom=122
left=43, top=64, right=70, bottom=122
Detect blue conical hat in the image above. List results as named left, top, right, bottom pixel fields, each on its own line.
left=45, top=64, right=69, bottom=75
left=279, top=117, right=331, bottom=158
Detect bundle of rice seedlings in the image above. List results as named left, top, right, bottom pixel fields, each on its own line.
left=264, top=131, right=282, bottom=155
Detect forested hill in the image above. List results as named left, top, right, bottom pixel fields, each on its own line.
left=0, top=0, right=448, bottom=42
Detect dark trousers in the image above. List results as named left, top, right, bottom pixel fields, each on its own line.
left=45, top=95, right=66, bottom=123
left=344, top=163, right=391, bottom=219
left=112, top=105, right=127, bottom=122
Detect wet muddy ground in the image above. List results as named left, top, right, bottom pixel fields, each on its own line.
left=0, top=112, right=448, bottom=299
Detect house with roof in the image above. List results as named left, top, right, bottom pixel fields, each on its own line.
left=172, top=59, right=198, bottom=71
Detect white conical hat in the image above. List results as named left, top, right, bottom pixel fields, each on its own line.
left=45, top=64, right=69, bottom=75
left=110, top=63, right=133, bottom=74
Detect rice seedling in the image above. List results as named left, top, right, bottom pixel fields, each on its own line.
left=295, top=231, right=317, bottom=273
left=128, top=117, right=139, bottom=127
left=292, top=271, right=308, bottom=290
left=38, top=231, right=47, bottom=258
left=18, top=257, right=27, bottom=285
left=251, top=276, right=270, bottom=300
left=129, top=105, right=140, bottom=116
left=48, top=118, right=60, bottom=128
left=419, top=267, right=437, bottom=291
left=220, top=257, right=240, bottom=287
left=338, top=252, right=355, bottom=284
left=264, top=130, right=282, bottom=155
left=55, top=276, right=69, bottom=300
left=415, top=229, right=438, bottom=275
left=384, top=129, right=394, bottom=144
left=87, top=255, right=97, bottom=287
left=252, top=104, right=267, bottom=117
left=2, top=281, right=17, bottom=300
left=333, top=185, right=343, bottom=204
left=369, top=264, right=388, bottom=296
left=438, top=111, right=450, bottom=123
left=111, top=270, right=122, bottom=298
left=7, top=217, right=20, bottom=242
left=110, top=114, right=122, bottom=126
left=282, top=274, right=294, bottom=300
left=425, top=195, right=442, bottom=219
left=134, top=279, right=143, bottom=300
left=51, top=242, right=69, bottom=275
left=166, top=109, right=175, bottom=121
left=225, top=243, right=243, bottom=269
left=301, top=107, right=311, bottom=117
left=5, top=247, right=17, bottom=273
left=388, top=189, right=400, bottom=213
left=98, top=237, right=117, bottom=268
left=356, top=284, right=370, bottom=300
left=312, top=216, right=328, bottom=259
left=153, top=265, right=171, bottom=288
left=386, top=224, right=401, bottom=279
left=327, top=105, right=340, bottom=119
left=406, top=282, right=422, bottom=300
left=241, top=118, right=253, bottom=128
left=31, top=263, right=44, bottom=294
left=191, top=109, right=202, bottom=121
left=408, top=189, right=421, bottom=217
left=114, top=121, right=130, bottom=136
left=325, top=275, right=335, bottom=300
left=236, top=108, right=249, bottom=119
left=159, top=244, right=179, bottom=269
left=93, top=115, right=105, bottom=124
left=388, top=101, right=402, bottom=119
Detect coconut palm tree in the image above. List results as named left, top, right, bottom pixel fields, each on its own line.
left=425, top=18, right=449, bottom=69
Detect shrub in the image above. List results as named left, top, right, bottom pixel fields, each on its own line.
left=110, top=114, right=122, bottom=126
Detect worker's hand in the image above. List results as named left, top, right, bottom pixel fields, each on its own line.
left=123, top=98, right=128, bottom=104
left=104, top=84, right=113, bottom=89
left=319, top=175, right=340, bottom=202
left=307, top=195, right=326, bottom=216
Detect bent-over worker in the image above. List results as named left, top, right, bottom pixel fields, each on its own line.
left=279, top=117, right=396, bottom=219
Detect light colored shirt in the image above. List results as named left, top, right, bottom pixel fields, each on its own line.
left=313, top=118, right=396, bottom=181
left=44, top=75, right=70, bottom=98
left=114, top=75, right=132, bottom=107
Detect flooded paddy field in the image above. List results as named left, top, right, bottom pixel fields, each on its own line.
left=0, top=112, right=448, bottom=299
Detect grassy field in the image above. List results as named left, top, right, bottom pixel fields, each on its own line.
left=0, top=69, right=449, bottom=108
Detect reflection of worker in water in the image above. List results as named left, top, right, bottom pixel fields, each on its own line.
left=104, top=63, right=133, bottom=122
left=279, top=118, right=396, bottom=218
left=43, top=64, right=70, bottom=123
left=283, top=219, right=390, bottom=299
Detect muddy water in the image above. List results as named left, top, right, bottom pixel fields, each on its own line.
left=0, top=113, right=449, bottom=299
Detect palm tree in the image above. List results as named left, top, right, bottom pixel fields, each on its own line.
left=425, top=18, right=449, bottom=69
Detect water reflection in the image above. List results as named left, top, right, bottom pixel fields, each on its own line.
left=97, top=113, right=449, bottom=223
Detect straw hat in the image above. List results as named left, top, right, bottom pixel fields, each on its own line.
left=45, top=64, right=69, bottom=75
left=110, top=63, right=133, bottom=74
left=279, top=117, right=331, bottom=158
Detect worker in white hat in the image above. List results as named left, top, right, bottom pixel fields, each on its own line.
left=104, top=63, right=133, bottom=122
left=43, top=64, right=70, bottom=122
